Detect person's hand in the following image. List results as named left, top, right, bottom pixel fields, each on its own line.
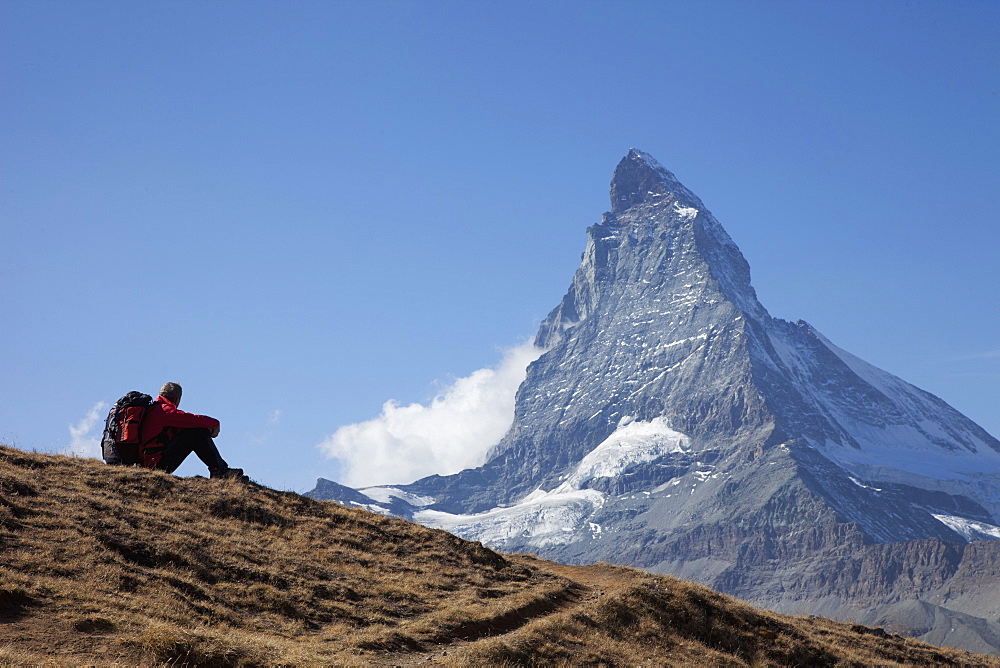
left=211, top=425, right=220, bottom=438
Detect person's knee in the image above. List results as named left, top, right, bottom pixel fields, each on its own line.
left=180, top=427, right=213, bottom=441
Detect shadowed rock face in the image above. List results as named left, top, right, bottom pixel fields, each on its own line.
left=309, top=150, right=1000, bottom=654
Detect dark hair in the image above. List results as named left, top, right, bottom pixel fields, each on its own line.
left=159, top=382, right=183, bottom=403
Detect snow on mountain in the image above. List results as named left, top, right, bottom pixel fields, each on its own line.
left=361, top=487, right=437, bottom=507
left=562, top=416, right=689, bottom=488
left=931, top=513, right=1000, bottom=541
left=814, top=328, right=1000, bottom=473
left=412, top=417, right=690, bottom=547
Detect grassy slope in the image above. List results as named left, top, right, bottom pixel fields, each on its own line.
left=0, top=445, right=995, bottom=667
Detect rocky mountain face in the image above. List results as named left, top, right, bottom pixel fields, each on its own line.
left=309, top=150, right=1000, bottom=654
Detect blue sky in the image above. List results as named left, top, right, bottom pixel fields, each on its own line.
left=2, top=0, right=997, bottom=492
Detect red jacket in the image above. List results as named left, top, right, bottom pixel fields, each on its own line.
left=139, top=395, right=220, bottom=468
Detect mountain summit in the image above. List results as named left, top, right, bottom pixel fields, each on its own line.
left=310, top=150, right=1000, bottom=653
left=609, top=149, right=706, bottom=213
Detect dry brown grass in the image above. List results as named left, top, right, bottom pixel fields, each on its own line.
left=0, top=444, right=995, bottom=667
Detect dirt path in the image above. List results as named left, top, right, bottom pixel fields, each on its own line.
left=369, top=558, right=635, bottom=666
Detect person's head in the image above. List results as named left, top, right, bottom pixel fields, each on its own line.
left=159, top=382, right=183, bottom=405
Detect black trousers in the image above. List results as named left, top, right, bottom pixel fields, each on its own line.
left=156, top=428, right=229, bottom=474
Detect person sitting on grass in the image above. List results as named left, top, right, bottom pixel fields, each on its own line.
left=139, top=382, right=247, bottom=481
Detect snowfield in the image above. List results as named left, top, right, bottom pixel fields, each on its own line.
left=415, top=418, right=690, bottom=546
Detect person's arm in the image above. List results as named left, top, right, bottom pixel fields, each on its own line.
left=160, top=402, right=221, bottom=432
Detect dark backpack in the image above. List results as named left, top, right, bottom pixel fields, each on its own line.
left=101, top=391, right=154, bottom=465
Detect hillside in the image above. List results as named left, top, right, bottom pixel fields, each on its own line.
left=0, top=445, right=995, bottom=666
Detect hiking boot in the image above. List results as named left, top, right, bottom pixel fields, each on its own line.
left=211, top=467, right=248, bottom=482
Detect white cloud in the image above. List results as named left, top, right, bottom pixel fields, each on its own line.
left=318, top=342, right=544, bottom=488
left=63, top=402, right=109, bottom=459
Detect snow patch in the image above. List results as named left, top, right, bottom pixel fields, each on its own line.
left=848, top=477, right=882, bottom=492
left=360, top=487, right=436, bottom=507
left=931, top=514, right=1000, bottom=541
left=415, top=488, right=605, bottom=548
left=672, top=201, right=699, bottom=219
left=561, top=417, right=689, bottom=489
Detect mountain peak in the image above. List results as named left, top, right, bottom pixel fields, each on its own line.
left=308, top=151, right=1000, bottom=655
left=609, top=148, right=704, bottom=213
